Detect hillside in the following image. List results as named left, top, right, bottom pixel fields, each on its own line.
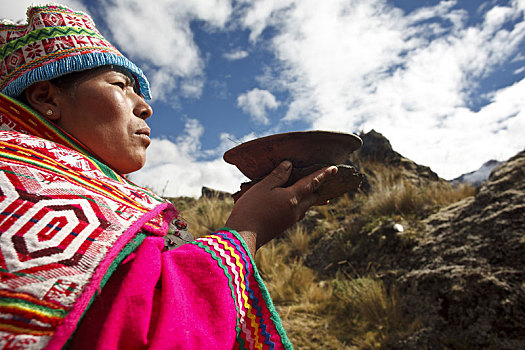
left=173, top=130, right=524, bottom=349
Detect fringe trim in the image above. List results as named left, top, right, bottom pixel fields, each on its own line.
left=2, top=52, right=152, bottom=100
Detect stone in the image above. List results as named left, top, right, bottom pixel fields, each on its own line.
left=201, top=186, right=231, bottom=200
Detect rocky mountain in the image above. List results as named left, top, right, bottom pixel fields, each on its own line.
left=451, top=159, right=502, bottom=186
left=350, top=129, right=443, bottom=187
left=305, top=130, right=525, bottom=349
left=392, top=150, right=525, bottom=349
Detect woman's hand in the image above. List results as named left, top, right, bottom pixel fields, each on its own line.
left=225, top=160, right=338, bottom=256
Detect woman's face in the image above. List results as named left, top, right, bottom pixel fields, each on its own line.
left=55, top=68, right=153, bottom=174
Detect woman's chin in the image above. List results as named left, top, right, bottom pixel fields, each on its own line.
left=109, top=158, right=146, bottom=175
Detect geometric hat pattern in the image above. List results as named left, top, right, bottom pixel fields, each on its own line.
left=0, top=4, right=151, bottom=99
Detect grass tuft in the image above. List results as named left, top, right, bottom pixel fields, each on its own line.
left=363, top=180, right=475, bottom=219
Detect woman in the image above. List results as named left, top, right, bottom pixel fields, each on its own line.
left=0, top=5, right=336, bottom=349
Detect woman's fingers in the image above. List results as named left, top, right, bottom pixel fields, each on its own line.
left=258, top=160, right=293, bottom=189
left=225, top=162, right=338, bottom=254
left=292, top=165, right=338, bottom=209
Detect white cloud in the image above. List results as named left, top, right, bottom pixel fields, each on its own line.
left=239, top=0, right=295, bottom=42
left=0, top=0, right=87, bottom=22
left=237, top=88, right=279, bottom=124
left=239, top=0, right=525, bottom=179
left=223, top=50, right=249, bottom=60
left=100, top=0, right=232, bottom=101
left=130, top=119, right=246, bottom=197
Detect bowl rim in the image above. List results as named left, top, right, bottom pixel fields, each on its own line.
left=223, top=130, right=363, bottom=179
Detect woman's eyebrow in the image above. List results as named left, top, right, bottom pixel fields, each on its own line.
left=115, top=72, right=132, bottom=84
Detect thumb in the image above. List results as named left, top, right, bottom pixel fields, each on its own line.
left=260, top=160, right=292, bottom=189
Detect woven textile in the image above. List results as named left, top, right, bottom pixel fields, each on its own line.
left=0, top=93, right=175, bottom=349
left=0, top=4, right=151, bottom=99
left=193, top=230, right=292, bottom=349
left=69, top=230, right=293, bottom=350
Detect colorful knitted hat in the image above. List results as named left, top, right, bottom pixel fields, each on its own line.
left=0, top=4, right=151, bottom=99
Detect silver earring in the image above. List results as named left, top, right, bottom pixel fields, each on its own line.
left=46, top=109, right=53, bottom=116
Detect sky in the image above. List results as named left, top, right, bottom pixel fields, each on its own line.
left=2, top=0, right=525, bottom=197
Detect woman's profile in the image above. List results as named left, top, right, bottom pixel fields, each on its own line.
left=0, top=4, right=336, bottom=349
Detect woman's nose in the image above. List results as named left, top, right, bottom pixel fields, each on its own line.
left=134, top=96, right=153, bottom=120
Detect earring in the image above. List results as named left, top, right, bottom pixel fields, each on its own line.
left=46, top=109, right=53, bottom=116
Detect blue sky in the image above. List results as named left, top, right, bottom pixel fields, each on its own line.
left=3, top=0, right=525, bottom=196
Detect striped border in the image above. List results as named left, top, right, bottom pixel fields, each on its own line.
left=0, top=141, right=153, bottom=214
left=0, top=290, right=68, bottom=336
left=0, top=27, right=107, bottom=59
left=191, top=229, right=293, bottom=350
left=0, top=93, right=123, bottom=181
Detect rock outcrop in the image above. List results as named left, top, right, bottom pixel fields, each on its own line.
left=391, top=150, right=525, bottom=349
left=353, top=130, right=442, bottom=185
left=201, top=186, right=231, bottom=200
left=307, top=147, right=524, bottom=349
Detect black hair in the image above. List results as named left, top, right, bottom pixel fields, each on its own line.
left=15, top=65, right=138, bottom=106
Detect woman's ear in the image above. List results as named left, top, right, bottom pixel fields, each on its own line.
left=24, top=81, right=62, bottom=121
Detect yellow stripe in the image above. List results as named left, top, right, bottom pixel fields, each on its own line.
left=0, top=303, right=62, bottom=320
left=0, top=143, right=148, bottom=212
left=214, top=236, right=263, bottom=349
left=0, top=323, right=53, bottom=336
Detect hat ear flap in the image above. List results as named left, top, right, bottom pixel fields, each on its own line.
left=23, top=81, right=62, bottom=121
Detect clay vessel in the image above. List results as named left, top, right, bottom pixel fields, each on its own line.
left=223, top=131, right=362, bottom=179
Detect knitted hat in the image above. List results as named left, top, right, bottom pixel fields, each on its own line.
left=0, top=4, right=151, bottom=99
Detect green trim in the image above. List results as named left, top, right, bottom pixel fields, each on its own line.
left=222, top=228, right=294, bottom=350
left=97, top=233, right=147, bottom=292
left=0, top=298, right=67, bottom=318
left=0, top=27, right=106, bottom=59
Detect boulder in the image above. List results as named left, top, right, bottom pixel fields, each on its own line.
left=201, top=186, right=231, bottom=200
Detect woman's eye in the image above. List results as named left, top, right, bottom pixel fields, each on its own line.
left=113, top=82, right=126, bottom=89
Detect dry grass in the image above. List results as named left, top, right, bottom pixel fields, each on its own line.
left=284, top=224, right=313, bottom=258
left=255, top=238, right=329, bottom=305
left=169, top=159, right=474, bottom=348
left=255, top=225, right=418, bottom=348
left=179, top=196, right=234, bottom=237
left=363, top=180, right=475, bottom=219
left=352, top=160, right=475, bottom=219
left=328, top=276, right=421, bottom=349
left=278, top=306, right=352, bottom=349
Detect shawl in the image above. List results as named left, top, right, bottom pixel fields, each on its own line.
left=0, top=93, right=293, bottom=349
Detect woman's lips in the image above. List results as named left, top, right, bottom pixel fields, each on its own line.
left=135, top=127, right=151, bottom=136
left=135, top=127, right=151, bottom=145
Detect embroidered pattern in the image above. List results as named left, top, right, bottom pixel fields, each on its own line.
left=0, top=5, right=151, bottom=99
left=0, top=93, right=177, bottom=349
left=192, top=230, right=293, bottom=350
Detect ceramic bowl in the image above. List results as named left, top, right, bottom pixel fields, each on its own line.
left=224, top=131, right=364, bottom=202
left=223, top=130, right=362, bottom=180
